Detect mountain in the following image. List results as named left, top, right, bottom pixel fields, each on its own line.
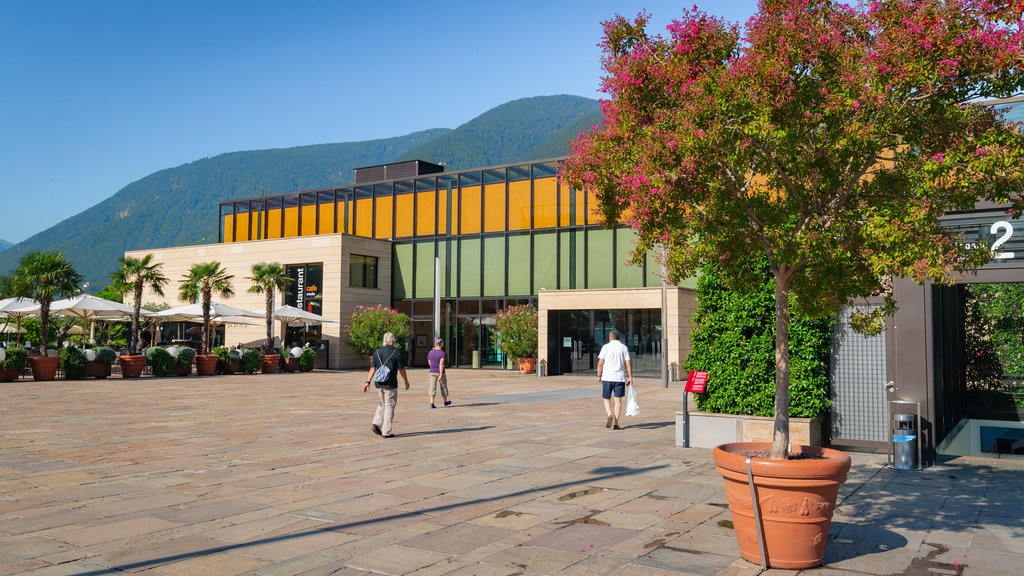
left=0, top=95, right=601, bottom=290
left=0, top=239, right=12, bottom=253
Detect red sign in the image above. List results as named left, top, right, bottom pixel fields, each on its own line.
left=685, top=370, right=708, bottom=393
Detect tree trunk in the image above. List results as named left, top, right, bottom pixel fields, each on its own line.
left=771, top=269, right=792, bottom=460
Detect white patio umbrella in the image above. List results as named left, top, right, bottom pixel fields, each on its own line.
left=51, top=294, right=139, bottom=322
left=0, top=324, right=26, bottom=334
left=273, top=305, right=338, bottom=325
left=152, top=302, right=263, bottom=321
left=0, top=297, right=39, bottom=345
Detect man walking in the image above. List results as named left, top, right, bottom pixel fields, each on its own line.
left=363, top=332, right=410, bottom=438
left=596, top=330, right=632, bottom=430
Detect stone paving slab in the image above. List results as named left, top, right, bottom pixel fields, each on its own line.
left=1, top=369, right=1023, bottom=575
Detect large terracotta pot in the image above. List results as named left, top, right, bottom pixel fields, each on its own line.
left=195, top=354, right=218, bottom=376
left=85, top=361, right=112, bottom=379
left=517, top=357, right=537, bottom=374
left=29, top=356, right=60, bottom=381
left=713, top=442, right=851, bottom=570
left=118, top=355, right=147, bottom=378
left=261, top=354, right=280, bottom=374
left=284, top=357, right=300, bottom=372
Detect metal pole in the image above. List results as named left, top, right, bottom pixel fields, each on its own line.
left=661, top=246, right=669, bottom=388
left=434, top=257, right=441, bottom=340
left=682, top=390, right=690, bottom=447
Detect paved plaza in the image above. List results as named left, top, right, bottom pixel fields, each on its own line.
left=1, top=368, right=1022, bottom=575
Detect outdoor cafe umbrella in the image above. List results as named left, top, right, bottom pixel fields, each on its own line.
left=153, top=303, right=263, bottom=351
left=50, top=294, right=142, bottom=346
left=0, top=297, right=39, bottom=345
left=273, top=304, right=337, bottom=347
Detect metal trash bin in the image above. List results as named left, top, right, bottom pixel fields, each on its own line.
left=892, top=413, right=918, bottom=470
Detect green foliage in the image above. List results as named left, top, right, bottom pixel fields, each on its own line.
left=241, top=348, right=261, bottom=374
left=176, top=346, right=196, bottom=368
left=10, top=251, right=84, bottom=356
left=146, top=346, right=175, bottom=377
left=1, top=347, right=27, bottom=371
left=248, top=262, right=293, bottom=353
left=563, top=1, right=1024, bottom=458
left=685, top=261, right=833, bottom=419
left=60, top=346, right=88, bottom=380
left=344, top=305, right=411, bottom=360
left=111, top=254, right=168, bottom=355
left=494, top=304, right=539, bottom=360
left=93, top=346, right=117, bottom=364
left=179, top=261, right=234, bottom=355
left=299, top=347, right=316, bottom=371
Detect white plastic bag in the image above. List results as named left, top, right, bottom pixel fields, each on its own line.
left=625, top=384, right=639, bottom=417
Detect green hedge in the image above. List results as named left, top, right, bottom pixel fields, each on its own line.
left=684, top=260, right=833, bottom=419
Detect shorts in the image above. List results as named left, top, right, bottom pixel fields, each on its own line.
left=602, top=380, right=626, bottom=399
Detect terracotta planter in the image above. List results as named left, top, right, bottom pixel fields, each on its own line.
left=119, top=355, right=147, bottom=378
left=29, top=356, right=60, bottom=381
left=223, top=359, right=242, bottom=374
left=174, top=363, right=192, bottom=376
left=261, top=354, right=280, bottom=374
left=1, top=366, right=21, bottom=382
left=713, top=442, right=851, bottom=570
left=517, top=357, right=537, bottom=374
left=195, top=354, right=218, bottom=376
left=284, top=357, right=300, bottom=372
left=85, top=361, right=112, bottom=379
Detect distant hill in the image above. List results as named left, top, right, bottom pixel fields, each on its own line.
left=0, top=95, right=600, bottom=290
left=0, top=239, right=11, bottom=253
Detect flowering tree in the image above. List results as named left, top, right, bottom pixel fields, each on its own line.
left=562, top=0, right=1024, bottom=459
left=344, top=304, right=411, bottom=361
left=494, top=304, right=538, bottom=360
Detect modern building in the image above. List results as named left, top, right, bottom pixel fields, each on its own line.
left=125, top=158, right=697, bottom=376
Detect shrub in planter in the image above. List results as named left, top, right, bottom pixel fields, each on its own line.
left=494, top=304, right=538, bottom=367
left=146, top=346, right=176, bottom=377
left=60, top=346, right=89, bottom=380
left=176, top=346, right=196, bottom=375
left=299, top=347, right=316, bottom=372
left=344, top=304, right=411, bottom=363
left=93, top=347, right=117, bottom=365
left=0, top=347, right=28, bottom=381
left=241, top=348, right=261, bottom=374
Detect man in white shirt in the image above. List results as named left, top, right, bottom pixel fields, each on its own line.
left=596, top=330, right=633, bottom=430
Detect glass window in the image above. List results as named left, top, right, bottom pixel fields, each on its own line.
left=534, top=177, right=558, bottom=230
left=508, top=234, right=531, bottom=296
left=483, top=236, right=506, bottom=296
left=415, top=241, right=435, bottom=298
left=283, top=195, right=300, bottom=237
left=508, top=180, right=531, bottom=231
left=459, top=238, right=481, bottom=297
left=349, top=254, right=379, bottom=289
left=587, top=228, right=614, bottom=289
left=484, top=183, right=506, bottom=233
left=616, top=228, right=645, bottom=288
left=460, top=186, right=481, bottom=234
left=533, top=232, right=558, bottom=291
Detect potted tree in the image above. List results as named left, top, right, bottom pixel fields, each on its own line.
left=60, top=346, right=88, bottom=380
left=344, top=304, right=410, bottom=365
left=494, top=304, right=538, bottom=373
left=178, top=262, right=234, bottom=375
left=241, top=348, right=262, bottom=374
left=170, top=345, right=195, bottom=376
left=111, top=254, right=168, bottom=379
left=247, top=262, right=293, bottom=375
left=563, top=2, right=1024, bottom=568
left=11, top=251, right=84, bottom=381
left=0, top=347, right=28, bottom=381
left=85, top=346, right=117, bottom=379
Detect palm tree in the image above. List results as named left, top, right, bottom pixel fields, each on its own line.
left=247, top=262, right=293, bottom=354
left=110, top=254, right=168, bottom=355
left=11, top=251, right=84, bottom=355
left=178, top=261, right=234, bottom=355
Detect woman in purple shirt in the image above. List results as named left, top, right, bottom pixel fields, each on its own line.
left=427, top=338, right=451, bottom=408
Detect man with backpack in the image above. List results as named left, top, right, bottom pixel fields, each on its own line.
left=363, top=332, right=410, bottom=438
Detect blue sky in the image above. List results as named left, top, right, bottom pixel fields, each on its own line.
left=0, top=0, right=759, bottom=245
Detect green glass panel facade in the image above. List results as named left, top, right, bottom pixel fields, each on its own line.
left=616, top=228, right=645, bottom=288
left=414, top=241, right=435, bottom=298
left=587, top=228, right=614, bottom=289
left=459, top=238, right=481, bottom=297
left=393, top=244, right=413, bottom=300
left=533, top=231, right=557, bottom=292
left=507, top=234, right=531, bottom=296
left=483, top=236, right=506, bottom=296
